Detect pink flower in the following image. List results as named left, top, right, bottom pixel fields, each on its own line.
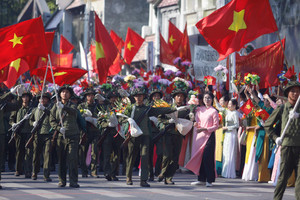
left=188, top=95, right=199, bottom=105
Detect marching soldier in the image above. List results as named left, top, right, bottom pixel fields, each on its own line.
left=98, top=87, right=122, bottom=181
left=78, top=88, right=100, bottom=178
left=158, top=79, right=190, bottom=184
left=125, top=85, right=176, bottom=187
left=0, top=86, right=24, bottom=189
left=10, top=90, right=34, bottom=178
left=30, top=92, right=53, bottom=182
left=50, top=85, right=80, bottom=188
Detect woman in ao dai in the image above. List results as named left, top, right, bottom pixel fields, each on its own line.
left=216, top=99, right=240, bottom=178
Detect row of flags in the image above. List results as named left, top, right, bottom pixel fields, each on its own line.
left=0, top=0, right=282, bottom=90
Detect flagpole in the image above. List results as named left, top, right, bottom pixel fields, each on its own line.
left=40, top=60, right=50, bottom=98
left=47, top=54, right=65, bottom=139
left=276, top=31, right=289, bottom=67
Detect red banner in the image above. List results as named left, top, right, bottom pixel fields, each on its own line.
left=236, top=39, right=285, bottom=88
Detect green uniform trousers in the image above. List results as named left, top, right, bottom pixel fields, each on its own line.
left=56, top=135, right=79, bottom=185
left=149, top=137, right=163, bottom=177
left=102, top=130, right=122, bottom=177
left=79, top=132, right=89, bottom=176
left=126, top=135, right=150, bottom=181
left=32, top=134, right=52, bottom=178
left=15, top=133, right=33, bottom=175
left=274, top=146, right=300, bottom=200
left=160, top=133, right=183, bottom=181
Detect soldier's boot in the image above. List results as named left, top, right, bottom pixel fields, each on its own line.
left=126, top=177, right=133, bottom=185
left=31, top=173, right=37, bottom=180
left=140, top=180, right=150, bottom=187
left=165, top=177, right=175, bottom=185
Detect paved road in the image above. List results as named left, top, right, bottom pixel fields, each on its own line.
left=0, top=170, right=296, bottom=200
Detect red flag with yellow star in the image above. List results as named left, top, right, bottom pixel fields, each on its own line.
left=160, top=32, right=176, bottom=66
left=175, top=23, right=191, bottom=61
left=123, top=27, right=144, bottom=65
left=31, top=66, right=87, bottom=86
left=60, top=35, right=74, bottom=54
left=94, top=13, right=118, bottom=84
left=3, top=58, right=29, bottom=88
left=0, top=17, right=48, bottom=70
left=168, top=21, right=183, bottom=54
left=255, top=109, right=270, bottom=121
left=196, top=0, right=278, bottom=60
left=0, top=66, right=9, bottom=83
left=240, top=99, right=254, bottom=116
left=108, top=30, right=124, bottom=76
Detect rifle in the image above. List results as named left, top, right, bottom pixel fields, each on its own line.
left=121, top=103, right=153, bottom=149
left=0, top=102, right=7, bottom=110
left=8, top=106, right=34, bottom=144
left=50, top=111, right=67, bottom=151
left=152, top=123, right=174, bottom=144
left=25, top=103, right=53, bottom=148
left=79, top=132, right=87, bottom=145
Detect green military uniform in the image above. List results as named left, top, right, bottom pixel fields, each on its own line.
left=78, top=101, right=100, bottom=177
left=0, top=92, right=21, bottom=186
left=50, top=100, right=80, bottom=187
left=126, top=104, right=175, bottom=185
left=98, top=104, right=124, bottom=181
left=264, top=81, right=300, bottom=200
left=30, top=103, right=53, bottom=181
left=10, top=104, right=33, bottom=177
left=159, top=106, right=190, bottom=183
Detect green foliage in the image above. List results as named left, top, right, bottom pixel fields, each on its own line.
left=46, top=0, right=57, bottom=14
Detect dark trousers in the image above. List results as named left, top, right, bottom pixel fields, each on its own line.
left=0, top=135, right=4, bottom=180
left=56, top=135, right=79, bottom=185
left=274, top=146, right=300, bottom=200
left=15, top=133, right=33, bottom=175
left=198, top=132, right=216, bottom=183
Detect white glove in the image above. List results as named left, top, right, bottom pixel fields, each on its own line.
left=275, top=137, right=283, bottom=146
left=108, top=122, right=114, bottom=127
left=33, top=121, right=38, bottom=127
left=24, top=113, right=31, bottom=120
left=95, top=94, right=105, bottom=101
left=16, top=85, right=26, bottom=97
left=168, top=118, right=176, bottom=123
left=38, top=103, right=45, bottom=111
left=60, top=127, right=66, bottom=135
left=12, top=123, right=18, bottom=130
left=289, top=110, right=299, bottom=119
left=57, top=101, right=64, bottom=109
left=189, top=112, right=195, bottom=122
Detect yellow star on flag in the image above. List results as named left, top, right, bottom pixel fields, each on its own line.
left=96, top=41, right=105, bottom=60
left=10, top=58, right=21, bottom=72
left=228, top=10, right=247, bottom=32
left=261, top=114, right=265, bottom=119
left=54, top=72, right=67, bottom=76
left=169, top=35, right=176, bottom=45
left=246, top=104, right=251, bottom=110
left=127, top=41, right=134, bottom=51
left=9, top=33, right=24, bottom=48
left=1, top=69, right=4, bottom=75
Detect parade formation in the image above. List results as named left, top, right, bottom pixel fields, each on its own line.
left=0, top=0, right=299, bottom=200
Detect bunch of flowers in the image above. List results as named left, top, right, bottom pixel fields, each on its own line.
left=214, top=65, right=228, bottom=82
left=187, top=94, right=199, bottom=112
left=277, top=70, right=287, bottom=83
left=131, top=69, right=140, bottom=77
left=153, top=99, right=171, bottom=108
left=97, top=106, right=113, bottom=120
left=164, top=70, right=175, bottom=81
left=243, top=73, right=260, bottom=85
left=114, top=97, right=131, bottom=114
left=73, top=85, right=84, bottom=97
left=80, top=109, right=92, bottom=117
left=124, top=75, right=136, bottom=88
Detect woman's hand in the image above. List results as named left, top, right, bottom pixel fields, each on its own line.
left=222, top=127, right=228, bottom=130
left=197, top=128, right=207, bottom=133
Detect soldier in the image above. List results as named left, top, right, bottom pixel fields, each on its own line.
left=30, top=92, right=53, bottom=182
left=78, top=88, right=100, bottom=178
left=125, top=84, right=176, bottom=187
left=97, top=86, right=122, bottom=181
left=10, top=90, right=34, bottom=178
left=0, top=86, right=24, bottom=189
left=158, top=78, right=190, bottom=184
left=264, top=81, right=300, bottom=200
left=50, top=85, right=80, bottom=188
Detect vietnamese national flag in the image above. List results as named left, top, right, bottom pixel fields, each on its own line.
left=196, top=0, right=278, bottom=60
left=168, top=21, right=183, bottom=54
left=60, top=35, right=74, bottom=54
left=123, top=27, right=144, bottom=65
left=240, top=99, right=254, bottom=115
left=204, top=76, right=216, bottom=86
left=256, top=109, right=270, bottom=121
left=31, top=66, right=87, bottom=86
left=50, top=51, right=73, bottom=68
left=0, top=16, right=48, bottom=70
left=174, top=23, right=191, bottom=61
left=108, top=30, right=124, bottom=76
left=160, top=32, right=176, bottom=66
left=3, top=58, right=29, bottom=88
left=94, top=13, right=118, bottom=84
